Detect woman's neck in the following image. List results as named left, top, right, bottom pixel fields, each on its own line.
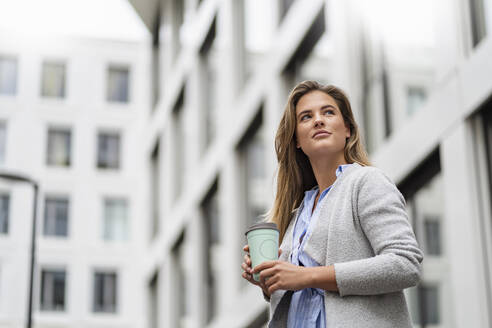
left=309, top=153, right=347, bottom=192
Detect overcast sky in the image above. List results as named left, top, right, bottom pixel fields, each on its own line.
left=0, top=0, right=149, bottom=41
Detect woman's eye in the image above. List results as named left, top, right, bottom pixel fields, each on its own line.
left=324, top=109, right=334, bottom=115
left=300, top=114, right=311, bottom=121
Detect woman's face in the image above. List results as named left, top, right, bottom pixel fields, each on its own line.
left=295, top=90, right=350, bottom=160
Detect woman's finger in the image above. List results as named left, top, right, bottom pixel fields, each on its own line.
left=243, top=272, right=261, bottom=286
left=268, top=282, right=281, bottom=295
left=253, top=260, right=277, bottom=274
left=258, top=267, right=277, bottom=282
left=264, top=274, right=279, bottom=288
left=243, top=255, right=251, bottom=269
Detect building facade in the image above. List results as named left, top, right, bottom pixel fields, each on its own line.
left=0, top=8, right=151, bottom=328
left=3, top=0, right=492, bottom=326
left=128, top=0, right=492, bottom=327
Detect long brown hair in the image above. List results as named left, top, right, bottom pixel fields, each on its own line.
left=267, top=81, right=371, bottom=243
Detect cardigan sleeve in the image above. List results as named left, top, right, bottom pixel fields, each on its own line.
left=334, top=168, right=424, bottom=296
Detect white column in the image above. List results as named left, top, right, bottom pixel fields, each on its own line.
left=441, top=120, right=490, bottom=328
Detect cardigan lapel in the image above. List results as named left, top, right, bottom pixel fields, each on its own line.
left=302, top=163, right=362, bottom=265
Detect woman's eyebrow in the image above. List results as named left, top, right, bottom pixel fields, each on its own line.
left=297, top=109, right=312, bottom=117
left=321, top=104, right=336, bottom=110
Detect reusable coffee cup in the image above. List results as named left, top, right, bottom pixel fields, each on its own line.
left=245, top=222, right=279, bottom=282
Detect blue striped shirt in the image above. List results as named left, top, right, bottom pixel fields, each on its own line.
left=287, top=164, right=352, bottom=328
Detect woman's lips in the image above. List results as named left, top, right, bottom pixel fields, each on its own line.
left=312, top=131, right=331, bottom=138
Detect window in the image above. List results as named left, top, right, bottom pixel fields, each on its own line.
left=172, top=88, right=185, bottom=201
left=40, top=269, right=66, bottom=311
left=43, top=197, right=69, bottom=237
left=399, top=151, right=450, bottom=327
left=97, top=132, right=120, bottom=169
left=171, top=232, right=189, bottom=327
left=409, top=284, right=440, bottom=325
left=280, top=0, right=295, bottom=22
left=473, top=100, right=492, bottom=324
left=93, top=271, right=117, bottom=313
left=150, top=141, right=160, bottom=240
left=172, top=0, right=185, bottom=60
left=469, top=0, right=487, bottom=47
left=152, top=10, right=161, bottom=107
left=483, top=106, right=492, bottom=219
left=0, top=122, right=6, bottom=165
left=103, top=198, right=128, bottom=241
left=41, top=61, right=66, bottom=98
left=237, top=109, right=267, bottom=231
left=148, top=273, right=159, bottom=328
left=47, top=128, right=71, bottom=167
left=200, top=18, right=218, bottom=153
left=407, top=87, right=427, bottom=117
left=0, top=194, right=9, bottom=234
left=0, top=56, right=17, bottom=95
left=424, top=217, right=441, bottom=256
left=107, top=66, right=129, bottom=103
left=201, top=183, right=219, bottom=323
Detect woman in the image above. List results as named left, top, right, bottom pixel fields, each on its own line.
left=241, top=81, right=423, bottom=327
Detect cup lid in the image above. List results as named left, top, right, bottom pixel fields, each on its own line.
left=245, top=222, right=279, bottom=235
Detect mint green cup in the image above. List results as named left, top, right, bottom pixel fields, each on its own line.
left=245, top=222, right=279, bottom=281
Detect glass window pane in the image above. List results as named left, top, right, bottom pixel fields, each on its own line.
left=239, top=117, right=267, bottom=230
left=469, top=0, right=487, bottom=47
left=40, top=269, right=66, bottom=311
left=172, top=0, right=185, bottom=59
left=0, top=57, right=17, bottom=95
left=0, top=195, right=9, bottom=234
left=200, top=19, right=219, bottom=153
left=93, top=272, right=117, bottom=313
left=422, top=285, right=440, bottom=324
left=172, top=233, right=189, bottom=327
left=280, top=0, right=295, bottom=22
left=407, top=87, right=427, bottom=117
left=47, top=129, right=71, bottom=167
left=103, top=198, right=128, bottom=241
left=41, top=62, right=66, bottom=98
left=44, top=197, right=68, bottom=237
left=483, top=108, right=492, bottom=217
left=202, top=187, right=219, bottom=323
left=173, top=91, right=185, bottom=201
left=408, top=284, right=440, bottom=325
left=107, top=66, right=129, bottom=103
left=97, top=133, right=120, bottom=169
left=424, top=218, right=441, bottom=255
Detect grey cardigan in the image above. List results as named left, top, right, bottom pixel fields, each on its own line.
left=268, top=163, right=423, bottom=327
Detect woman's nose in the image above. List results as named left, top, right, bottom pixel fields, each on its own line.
left=314, top=116, right=324, bottom=127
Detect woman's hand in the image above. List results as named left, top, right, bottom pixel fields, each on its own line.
left=253, top=260, right=309, bottom=295
left=241, top=245, right=281, bottom=297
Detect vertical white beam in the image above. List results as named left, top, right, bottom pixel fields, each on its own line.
left=441, top=121, right=490, bottom=328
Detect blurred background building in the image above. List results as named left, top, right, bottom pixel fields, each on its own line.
left=1, top=0, right=492, bottom=327
left=0, top=0, right=151, bottom=327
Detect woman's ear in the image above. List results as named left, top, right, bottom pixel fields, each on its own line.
left=345, top=123, right=351, bottom=139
